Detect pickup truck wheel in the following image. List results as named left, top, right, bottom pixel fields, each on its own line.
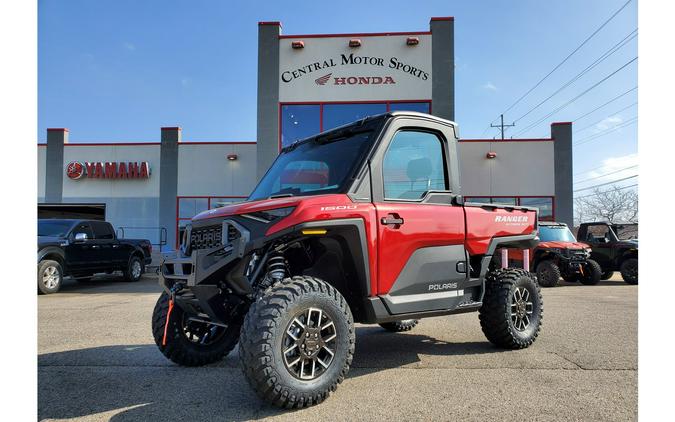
left=238, top=276, right=355, bottom=409
left=379, top=319, right=419, bottom=332
left=535, top=260, right=560, bottom=287
left=151, top=292, right=240, bottom=366
left=38, top=260, right=63, bottom=295
left=124, top=256, right=144, bottom=282
left=601, top=271, right=614, bottom=280
left=479, top=268, right=543, bottom=349
left=579, top=259, right=602, bottom=285
left=620, top=258, right=638, bottom=285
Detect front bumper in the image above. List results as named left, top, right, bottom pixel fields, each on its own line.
left=158, top=219, right=250, bottom=292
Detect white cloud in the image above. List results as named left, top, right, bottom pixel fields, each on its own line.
left=123, top=42, right=136, bottom=51
left=595, top=115, right=622, bottom=131
left=582, top=152, right=638, bottom=180
left=482, top=82, right=498, bottom=91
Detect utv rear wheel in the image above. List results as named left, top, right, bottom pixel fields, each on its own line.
left=601, top=271, right=615, bottom=280
left=38, top=260, right=63, bottom=295
left=379, top=319, right=419, bottom=332
left=620, top=258, right=638, bottom=285
left=124, top=256, right=144, bottom=282
left=579, top=259, right=602, bottom=285
left=479, top=268, right=543, bottom=349
left=151, top=292, right=240, bottom=366
left=536, top=260, right=560, bottom=287
left=238, top=276, right=355, bottom=409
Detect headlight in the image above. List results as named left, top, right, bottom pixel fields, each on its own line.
left=242, top=207, right=296, bottom=223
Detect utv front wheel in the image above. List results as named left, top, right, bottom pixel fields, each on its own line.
left=479, top=268, right=543, bottom=349
left=239, top=276, right=355, bottom=409
left=579, top=259, right=602, bottom=285
left=379, top=319, right=419, bottom=332
left=536, top=260, right=560, bottom=287
left=620, top=258, right=638, bottom=285
left=151, top=292, right=240, bottom=366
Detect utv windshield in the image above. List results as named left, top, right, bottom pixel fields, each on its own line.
left=538, top=225, right=577, bottom=242
left=248, top=129, right=376, bottom=201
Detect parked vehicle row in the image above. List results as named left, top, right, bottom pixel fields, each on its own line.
left=37, top=219, right=153, bottom=294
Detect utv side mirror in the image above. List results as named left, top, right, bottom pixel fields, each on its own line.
left=73, top=233, right=88, bottom=242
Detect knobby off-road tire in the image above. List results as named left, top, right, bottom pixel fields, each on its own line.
left=579, top=259, right=602, bottom=285
left=601, top=271, right=615, bottom=280
left=238, top=276, right=355, bottom=409
left=536, top=260, right=561, bottom=287
left=620, top=258, right=638, bottom=285
left=152, top=292, right=240, bottom=366
left=379, top=319, right=419, bottom=332
left=124, top=255, right=144, bottom=282
left=479, top=268, right=543, bottom=349
left=38, top=260, right=63, bottom=295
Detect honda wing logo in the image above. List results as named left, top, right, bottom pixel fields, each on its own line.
left=315, top=73, right=332, bottom=85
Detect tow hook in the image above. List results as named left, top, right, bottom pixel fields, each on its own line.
left=578, top=264, right=584, bottom=276
left=162, top=283, right=184, bottom=346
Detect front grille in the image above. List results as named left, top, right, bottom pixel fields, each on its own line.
left=190, top=224, right=223, bottom=250
left=568, top=249, right=587, bottom=260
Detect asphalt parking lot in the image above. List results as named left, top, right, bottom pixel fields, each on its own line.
left=38, top=274, right=637, bottom=422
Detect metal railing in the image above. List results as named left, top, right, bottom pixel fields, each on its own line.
left=116, top=226, right=168, bottom=248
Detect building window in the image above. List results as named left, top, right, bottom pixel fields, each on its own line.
left=175, top=196, right=246, bottom=247
left=281, top=104, right=320, bottom=149
left=323, top=103, right=387, bottom=131
left=389, top=102, right=431, bottom=113
left=383, top=131, right=447, bottom=200
left=465, top=196, right=555, bottom=221
left=279, top=100, right=431, bottom=150
left=519, top=197, right=554, bottom=221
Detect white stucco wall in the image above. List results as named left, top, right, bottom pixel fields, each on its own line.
left=279, top=35, right=432, bottom=102
left=177, top=143, right=257, bottom=197
left=458, top=140, right=555, bottom=197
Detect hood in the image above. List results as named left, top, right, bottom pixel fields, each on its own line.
left=192, top=195, right=330, bottom=222
left=616, top=239, right=638, bottom=248
left=38, top=235, right=67, bottom=247
left=537, top=241, right=590, bottom=250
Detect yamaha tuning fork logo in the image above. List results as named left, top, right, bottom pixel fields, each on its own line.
left=65, top=161, right=151, bottom=180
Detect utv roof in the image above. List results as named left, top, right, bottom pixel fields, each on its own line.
left=280, top=112, right=458, bottom=153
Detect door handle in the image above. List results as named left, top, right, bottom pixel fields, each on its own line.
left=380, top=214, right=404, bottom=226
left=112, top=245, right=119, bottom=248
left=92, top=245, right=100, bottom=249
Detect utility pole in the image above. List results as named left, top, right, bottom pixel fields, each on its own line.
left=491, top=114, right=515, bottom=140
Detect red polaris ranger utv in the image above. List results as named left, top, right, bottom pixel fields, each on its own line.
left=152, top=112, right=543, bottom=408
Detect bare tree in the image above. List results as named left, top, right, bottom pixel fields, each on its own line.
left=574, top=185, right=638, bottom=226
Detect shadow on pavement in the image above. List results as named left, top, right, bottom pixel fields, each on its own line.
left=548, top=278, right=635, bottom=288
left=38, top=327, right=505, bottom=420
left=55, top=274, right=162, bottom=294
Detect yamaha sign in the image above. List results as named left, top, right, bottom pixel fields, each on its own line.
left=66, top=161, right=151, bottom=180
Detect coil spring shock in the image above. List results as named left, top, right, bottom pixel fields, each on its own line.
left=266, top=253, right=287, bottom=282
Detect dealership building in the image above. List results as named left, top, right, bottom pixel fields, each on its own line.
left=38, top=18, right=573, bottom=251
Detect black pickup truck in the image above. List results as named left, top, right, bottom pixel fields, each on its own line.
left=38, top=219, right=153, bottom=294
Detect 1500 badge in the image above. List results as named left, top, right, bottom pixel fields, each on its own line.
left=320, top=205, right=358, bottom=211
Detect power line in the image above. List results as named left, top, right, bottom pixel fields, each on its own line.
left=513, top=29, right=637, bottom=124
left=574, top=165, right=638, bottom=184
left=572, top=86, right=638, bottom=122
left=490, top=0, right=634, bottom=123
left=513, top=57, right=638, bottom=137
left=573, top=175, right=638, bottom=192
left=575, top=183, right=637, bottom=200
left=574, top=117, right=638, bottom=146
left=574, top=102, right=638, bottom=133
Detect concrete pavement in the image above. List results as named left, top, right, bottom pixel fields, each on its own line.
left=38, top=274, right=637, bottom=421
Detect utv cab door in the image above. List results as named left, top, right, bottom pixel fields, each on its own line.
left=370, top=119, right=469, bottom=315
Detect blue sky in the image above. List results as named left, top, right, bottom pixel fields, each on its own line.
left=38, top=0, right=638, bottom=190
